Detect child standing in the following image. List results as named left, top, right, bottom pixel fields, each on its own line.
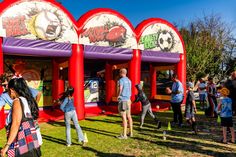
left=185, top=82, right=198, bottom=134
left=59, top=86, right=86, bottom=147
left=217, top=87, right=235, bottom=144
left=134, top=84, right=161, bottom=129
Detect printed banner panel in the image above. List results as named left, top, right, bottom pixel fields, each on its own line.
left=0, top=1, right=78, bottom=44
left=4, top=57, right=53, bottom=108
left=79, top=14, right=137, bottom=49
left=138, top=23, right=183, bottom=54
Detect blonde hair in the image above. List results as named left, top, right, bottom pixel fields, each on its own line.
left=220, top=87, right=230, bottom=96
left=119, top=68, right=127, bottom=75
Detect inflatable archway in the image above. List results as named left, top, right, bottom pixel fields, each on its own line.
left=0, top=0, right=80, bottom=128
left=136, top=18, right=186, bottom=101
left=77, top=8, right=141, bottom=113
left=0, top=2, right=187, bottom=129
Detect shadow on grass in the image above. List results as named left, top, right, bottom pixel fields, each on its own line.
left=46, top=121, right=118, bottom=138
left=133, top=134, right=236, bottom=156
left=47, top=120, right=65, bottom=127
left=82, top=126, right=118, bottom=138
left=85, top=117, right=121, bottom=124
left=42, top=134, right=66, bottom=145
left=83, top=146, right=135, bottom=157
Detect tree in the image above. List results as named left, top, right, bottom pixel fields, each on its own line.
left=179, top=14, right=236, bottom=82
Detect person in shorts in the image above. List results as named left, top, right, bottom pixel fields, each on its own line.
left=117, top=68, right=133, bottom=139
left=185, top=82, right=198, bottom=134
left=217, top=87, right=235, bottom=144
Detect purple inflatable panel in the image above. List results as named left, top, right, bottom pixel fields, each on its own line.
left=2, top=37, right=71, bottom=57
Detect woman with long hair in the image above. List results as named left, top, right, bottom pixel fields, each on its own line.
left=0, top=77, right=41, bottom=157
left=59, top=86, right=86, bottom=147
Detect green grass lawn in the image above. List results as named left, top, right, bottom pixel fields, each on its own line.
left=0, top=111, right=236, bottom=157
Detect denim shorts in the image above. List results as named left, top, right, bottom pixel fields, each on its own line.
left=186, top=112, right=195, bottom=119
left=199, top=94, right=206, bottom=101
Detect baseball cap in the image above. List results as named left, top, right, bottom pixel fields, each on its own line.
left=186, top=82, right=194, bottom=88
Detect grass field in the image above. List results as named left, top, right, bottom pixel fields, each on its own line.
left=0, top=111, right=236, bottom=157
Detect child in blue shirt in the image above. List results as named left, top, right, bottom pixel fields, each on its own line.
left=217, top=87, right=235, bottom=144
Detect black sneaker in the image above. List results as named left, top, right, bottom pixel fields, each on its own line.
left=157, top=121, right=162, bottom=129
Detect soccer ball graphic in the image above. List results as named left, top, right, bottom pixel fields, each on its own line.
left=34, top=11, right=61, bottom=40
left=157, top=31, right=174, bottom=51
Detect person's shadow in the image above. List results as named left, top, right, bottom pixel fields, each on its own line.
left=41, top=134, right=66, bottom=145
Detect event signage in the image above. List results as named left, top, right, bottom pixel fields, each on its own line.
left=138, top=23, right=183, bottom=54
left=79, top=14, right=137, bottom=49
left=0, top=1, right=78, bottom=44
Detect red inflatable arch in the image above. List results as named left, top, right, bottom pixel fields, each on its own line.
left=0, top=0, right=80, bottom=128
left=136, top=18, right=186, bottom=102
left=76, top=8, right=141, bottom=113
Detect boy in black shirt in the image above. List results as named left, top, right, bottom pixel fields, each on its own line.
left=134, top=84, right=161, bottom=129
left=185, top=82, right=198, bottom=134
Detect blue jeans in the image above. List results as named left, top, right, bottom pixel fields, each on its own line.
left=64, top=110, right=85, bottom=145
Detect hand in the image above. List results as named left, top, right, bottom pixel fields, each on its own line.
left=194, top=108, right=197, bottom=113
left=1, top=145, right=8, bottom=157
left=117, top=96, right=122, bottom=101
left=165, top=87, right=172, bottom=94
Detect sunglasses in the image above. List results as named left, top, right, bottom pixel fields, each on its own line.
left=1, top=84, right=7, bottom=88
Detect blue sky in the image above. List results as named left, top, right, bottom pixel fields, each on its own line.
left=58, top=0, right=236, bottom=29
left=0, top=0, right=235, bottom=29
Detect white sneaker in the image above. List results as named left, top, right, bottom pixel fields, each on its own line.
left=116, top=135, right=128, bottom=139
left=66, top=144, right=71, bottom=147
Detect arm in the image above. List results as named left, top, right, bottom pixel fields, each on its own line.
left=35, top=91, right=42, bottom=104
left=217, top=101, right=222, bottom=113
left=190, top=92, right=197, bottom=113
left=0, top=95, right=6, bottom=110
left=60, top=97, right=68, bottom=112
left=1, top=99, right=22, bottom=156
left=29, top=87, right=41, bottom=103
left=117, top=80, right=123, bottom=100
left=172, top=82, right=183, bottom=94
left=0, top=97, right=4, bottom=110
left=134, top=93, right=141, bottom=103
left=192, top=100, right=197, bottom=113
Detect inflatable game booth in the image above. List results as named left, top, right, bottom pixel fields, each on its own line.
left=0, top=0, right=186, bottom=129
left=136, top=18, right=186, bottom=107
left=0, top=0, right=81, bottom=128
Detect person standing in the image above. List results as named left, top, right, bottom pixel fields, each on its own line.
left=59, top=86, right=86, bottom=147
left=166, top=74, right=184, bottom=127
left=117, top=68, right=133, bottom=139
left=134, top=84, right=161, bottom=129
left=207, top=77, right=217, bottom=118
left=0, top=73, right=43, bottom=146
left=198, top=78, right=207, bottom=110
left=224, top=71, right=236, bottom=116
left=185, top=82, right=198, bottom=134
left=217, top=87, right=235, bottom=144
left=1, top=77, right=41, bottom=157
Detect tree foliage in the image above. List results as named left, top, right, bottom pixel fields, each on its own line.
left=179, top=14, right=236, bottom=82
